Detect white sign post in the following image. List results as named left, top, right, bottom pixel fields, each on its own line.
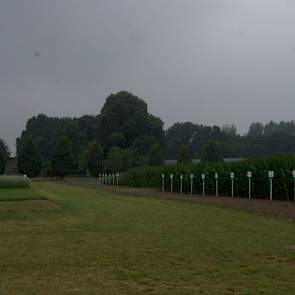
left=293, top=170, right=295, bottom=201
left=202, top=174, right=206, bottom=197
left=170, top=174, right=174, bottom=193
left=230, top=172, right=235, bottom=198
left=215, top=173, right=219, bottom=197
left=161, top=174, right=165, bottom=192
left=180, top=175, right=183, bottom=194
left=247, top=171, right=252, bottom=199
left=190, top=174, right=194, bottom=195
left=116, top=173, right=119, bottom=186
left=268, top=171, right=274, bottom=201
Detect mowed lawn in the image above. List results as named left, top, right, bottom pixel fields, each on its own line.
left=1, top=182, right=295, bottom=294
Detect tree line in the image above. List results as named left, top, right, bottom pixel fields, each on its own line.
left=1, top=90, right=295, bottom=178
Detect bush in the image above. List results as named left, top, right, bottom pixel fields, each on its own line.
left=0, top=176, right=31, bottom=189
left=122, top=155, right=295, bottom=200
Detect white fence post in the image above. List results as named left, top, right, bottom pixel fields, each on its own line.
left=230, top=172, right=235, bottom=198
left=202, top=174, right=206, bottom=197
left=247, top=171, right=252, bottom=199
left=215, top=173, right=219, bottom=197
left=190, top=174, right=194, bottom=195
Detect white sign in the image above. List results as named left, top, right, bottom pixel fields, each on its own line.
left=215, top=173, right=218, bottom=179
left=230, top=172, right=235, bottom=179
left=190, top=174, right=194, bottom=179
left=202, top=174, right=206, bottom=180
left=247, top=171, right=252, bottom=178
left=180, top=174, right=183, bottom=180
left=292, top=170, right=295, bottom=178
left=170, top=174, right=174, bottom=179
left=268, top=171, right=274, bottom=178
left=162, top=174, right=165, bottom=179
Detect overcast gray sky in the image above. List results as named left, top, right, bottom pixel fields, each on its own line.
left=1, top=0, right=295, bottom=153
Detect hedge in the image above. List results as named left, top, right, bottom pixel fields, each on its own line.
left=0, top=176, right=31, bottom=189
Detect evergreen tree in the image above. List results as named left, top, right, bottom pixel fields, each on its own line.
left=52, top=136, right=74, bottom=178
left=87, top=142, right=104, bottom=177
left=17, top=137, right=42, bottom=177
left=0, top=153, right=5, bottom=175
left=177, top=145, right=192, bottom=164
left=148, top=144, right=165, bottom=166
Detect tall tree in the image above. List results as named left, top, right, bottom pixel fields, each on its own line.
left=177, top=145, right=192, bottom=164
left=52, top=136, right=74, bottom=178
left=97, top=91, right=165, bottom=152
left=148, top=144, right=165, bottom=166
left=17, top=137, right=42, bottom=177
left=87, top=142, right=104, bottom=177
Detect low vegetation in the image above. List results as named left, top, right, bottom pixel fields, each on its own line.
left=0, top=175, right=31, bottom=189
left=122, top=155, right=295, bottom=200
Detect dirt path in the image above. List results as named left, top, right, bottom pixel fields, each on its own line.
left=103, top=186, right=295, bottom=221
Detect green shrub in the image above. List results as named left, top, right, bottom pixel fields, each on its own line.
left=122, top=155, right=295, bottom=200
left=0, top=176, right=31, bottom=189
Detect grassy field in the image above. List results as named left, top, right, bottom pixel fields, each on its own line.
left=1, top=181, right=295, bottom=294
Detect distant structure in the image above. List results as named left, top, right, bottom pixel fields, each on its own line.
left=164, top=158, right=247, bottom=165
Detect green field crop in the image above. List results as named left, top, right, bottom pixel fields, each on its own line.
left=122, top=155, right=295, bottom=200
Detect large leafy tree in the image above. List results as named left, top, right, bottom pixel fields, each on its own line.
left=17, top=137, right=42, bottom=177
left=52, top=136, right=74, bottom=178
left=97, top=91, right=165, bottom=152
left=87, top=142, right=104, bottom=177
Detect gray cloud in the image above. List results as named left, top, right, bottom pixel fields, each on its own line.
left=1, top=0, right=295, bottom=153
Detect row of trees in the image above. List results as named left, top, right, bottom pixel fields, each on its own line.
left=166, top=121, right=295, bottom=159
left=16, top=136, right=166, bottom=178
left=14, top=90, right=295, bottom=177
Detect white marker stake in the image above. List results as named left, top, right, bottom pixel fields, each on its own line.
left=202, top=174, right=206, bottom=197
left=170, top=174, right=174, bottom=193
left=180, top=175, right=183, bottom=194
left=215, top=173, right=219, bottom=197
left=116, top=173, right=119, bottom=186
left=190, top=174, right=194, bottom=195
left=268, top=171, right=274, bottom=201
left=230, top=172, right=235, bottom=198
left=161, top=174, right=165, bottom=192
left=247, top=171, right=252, bottom=199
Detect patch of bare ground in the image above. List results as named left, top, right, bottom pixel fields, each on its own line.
left=100, top=186, right=295, bottom=221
